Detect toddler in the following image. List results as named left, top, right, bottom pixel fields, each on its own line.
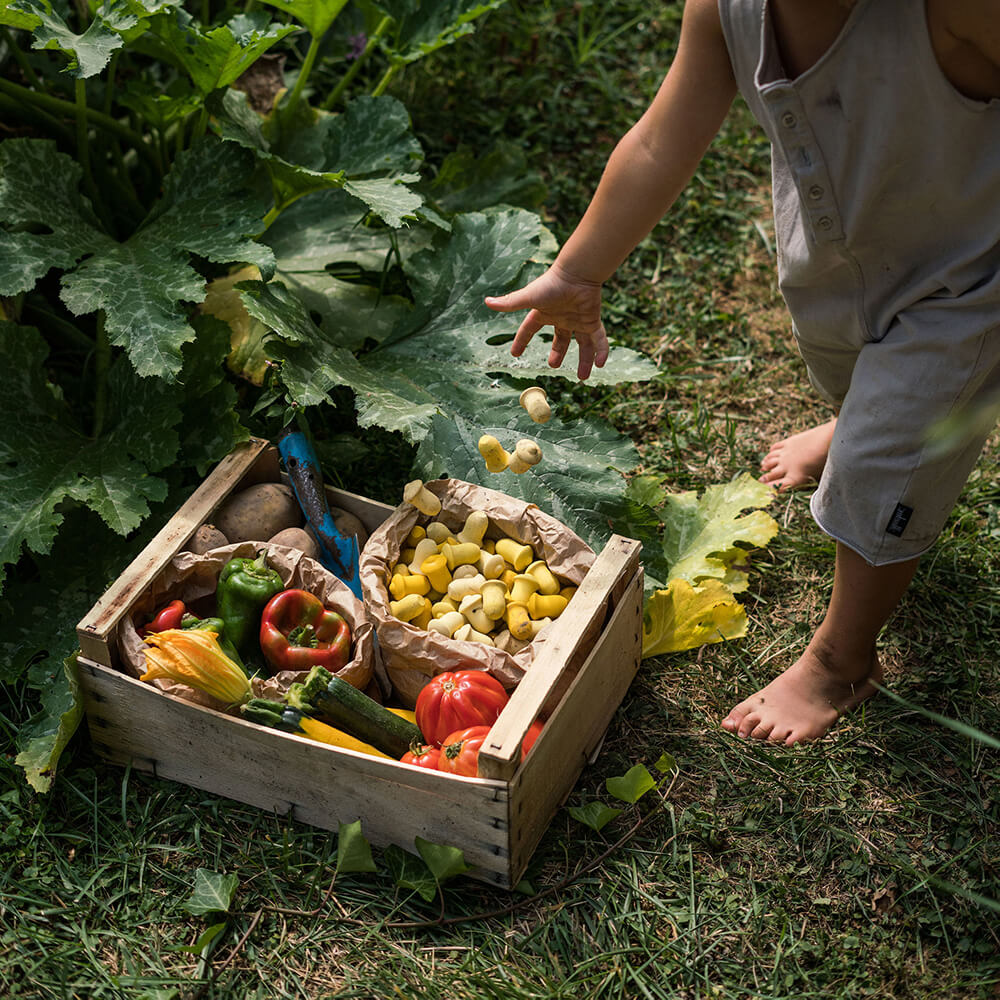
left=485, top=0, right=1000, bottom=744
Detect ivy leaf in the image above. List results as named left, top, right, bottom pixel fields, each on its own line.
left=605, top=764, right=656, bottom=804
left=567, top=801, right=622, bottom=832
left=14, top=657, right=83, bottom=793
left=383, top=844, right=438, bottom=902
left=172, top=923, right=228, bottom=955
left=414, top=837, right=471, bottom=884
left=14, top=0, right=136, bottom=78
left=182, top=869, right=239, bottom=916
left=336, top=819, right=377, bottom=875
left=641, top=578, right=748, bottom=658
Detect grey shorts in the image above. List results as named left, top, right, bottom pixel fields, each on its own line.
left=796, top=293, right=1000, bottom=566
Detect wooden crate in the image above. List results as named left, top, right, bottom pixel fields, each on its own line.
left=75, top=437, right=644, bottom=888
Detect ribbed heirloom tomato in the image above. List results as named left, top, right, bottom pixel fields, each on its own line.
left=399, top=743, right=442, bottom=769
left=415, top=669, right=509, bottom=747
left=437, top=726, right=491, bottom=777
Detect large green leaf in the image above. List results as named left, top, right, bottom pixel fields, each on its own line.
left=0, top=324, right=178, bottom=589
left=255, top=0, right=348, bottom=37
left=657, top=473, right=780, bottom=591
left=13, top=0, right=136, bottom=78
left=413, top=405, right=638, bottom=550
left=215, top=90, right=424, bottom=228
left=59, top=141, right=274, bottom=378
left=426, top=142, right=547, bottom=214
left=0, top=139, right=110, bottom=297
left=0, top=316, right=245, bottom=592
left=150, top=8, right=296, bottom=95
left=244, top=280, right=441, bottom=441
left=369, top=209, right=658, bottom=384
left=265, top=188, right=412, bottom=273
left=375, top=0, right=507, bottom=64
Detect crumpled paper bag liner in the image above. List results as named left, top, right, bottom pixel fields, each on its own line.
left=120, top=541, right=380, bottom=713
left=359, top=478, right=598, bottom=708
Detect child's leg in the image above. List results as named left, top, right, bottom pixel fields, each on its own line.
left=759, top=417, right=837, bottom=490
left=721, top=542, right=919, bottom=744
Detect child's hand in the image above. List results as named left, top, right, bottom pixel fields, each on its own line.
left=485, top=266, right=609, bottom=380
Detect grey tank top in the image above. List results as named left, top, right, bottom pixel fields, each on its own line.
left=718, top=0, right=1000, bottom=352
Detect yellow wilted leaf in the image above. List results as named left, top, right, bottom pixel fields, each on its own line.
left=641, top=578, right=747, bottom=658
left=199, top=265, right=272, bottom=385
left=660, top=474, right=780, bottom=593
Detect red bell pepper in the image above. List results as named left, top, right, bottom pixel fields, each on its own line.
left=140, top=599, right=188, bottom=637
left=259, top=589, right=352, bottom=673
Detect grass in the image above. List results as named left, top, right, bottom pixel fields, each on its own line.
left=3, top=1, right=999, bottom=998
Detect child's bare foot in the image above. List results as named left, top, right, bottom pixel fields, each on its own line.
left=721, top=639, right=882, bottom=745
left=760, top=418, right=837, bottom=490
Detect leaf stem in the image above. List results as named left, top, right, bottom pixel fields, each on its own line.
left=0, top=77, right=161, bottom=172
left=74, top=78, right=116, bottom=233
left=284, top=33, right=322, bottom=118
left=92, top=311, right=110, bottom=439
left=0, top=91, right=75, bottom=145
left=192, top=105, right=209, bottom=142
left=371, top=60, right=401, bottom=98
left=2, top=26, right=42, bottom=88
left=322, top=15, right=393, bottom=110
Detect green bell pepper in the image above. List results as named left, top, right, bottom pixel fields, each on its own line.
left=216, top=551, right=284, bottom=658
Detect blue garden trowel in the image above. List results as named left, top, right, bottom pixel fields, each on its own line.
left=278, top=427, right=363, bottom=600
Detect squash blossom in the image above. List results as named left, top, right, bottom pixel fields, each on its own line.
left=142, top=628, right=253, bottom=707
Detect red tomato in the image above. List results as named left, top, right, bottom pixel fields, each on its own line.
left=415, top=669, right=509, bottom=747
left=522, top=719, right=544, bottom=758
left=437, top=726, right=491, bottom=777
left=399, top=744, right=442, bottom=770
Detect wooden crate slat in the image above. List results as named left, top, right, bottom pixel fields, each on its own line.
left=75, top=438, right=271, bottom=664
left=78, top=658, right=515, bottom=884
left=478, top=535, right=642, bottom=781
left=504, top=568, right=644, bottom=877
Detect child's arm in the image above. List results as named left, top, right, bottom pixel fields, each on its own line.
left=485, top=0, right=738, bottom=379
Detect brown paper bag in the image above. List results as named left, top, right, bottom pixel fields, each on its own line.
left=359, top=478, right=596, bottom=707
left=120, top=542, right=379, bottom=711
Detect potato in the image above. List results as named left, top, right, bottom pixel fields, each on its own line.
left=268, top=526, right=320, bottom=561
left=185, top=523, right=229, bottom=554
left=214, top=483, right=302, bottom=543
left=331, top=506, right=368, bottom=548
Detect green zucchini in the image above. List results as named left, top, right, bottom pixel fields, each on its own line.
left=287, top=666, right=422, bottom=758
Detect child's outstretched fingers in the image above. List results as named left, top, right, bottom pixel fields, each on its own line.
left=485, top=267, right=607, bottom=378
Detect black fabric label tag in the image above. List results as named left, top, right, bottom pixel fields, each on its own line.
left=885, top=503, right=913, bottom=537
